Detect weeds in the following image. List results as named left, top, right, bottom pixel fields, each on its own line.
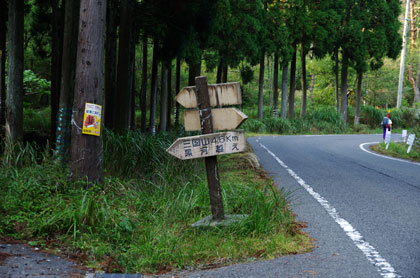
left=0, top=131, right=312, bottom=273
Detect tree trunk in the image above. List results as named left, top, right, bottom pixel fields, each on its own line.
left=188, top=61, right=201, bottom=86
left=104, top=0, right=118, bottom=129
left=288, top=45, right=297, bottom=118
left=159, top=61, right=168, bottom=132
left=56, top=0, right=80, bottom=162
left=174, top=57, right=181, bottom=126
left=166, top=60, right=172, bottom=129
left=272, top=53, right=279, bottom=117
left=354, top=71, right=363, bottom=125
left=216, top=59, right=223, bottom=83
left=309, top=49, right=314, bottom=103
left=149, top=38, right=158, bottom=135
left=6, top=0, right=24, bottom=144
left=257, top=49, right=265, bottom=120
left=281, top=62, right=288, bottom=119
left=408, top=56, right=420, bottom=104
left=69, top=0, right=106, bottom=185
left=340, top=50, right=349, bottom=125
left=300, top=46, right=307, bottom=117
left=114, top=0, right=132, bottom=132
left=267, top=56, right=272, bottom=92
left=140, top=35, right=148, bottom=132
left=129, top=45, right=136, bottom=130
left=128, top=22, right=136, bottom=130
left=222, top=64, right=228, bottom=83
left=411, top=0, right=416, bottom=48
left=50, top=0, right=63, bottom=144
left=334, top=48, right=340, bottom=112
left=0, top=0, right=7, bottom=136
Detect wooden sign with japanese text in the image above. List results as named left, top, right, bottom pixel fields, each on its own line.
left=166, top=130, right=246, bottom=160
left=176, top=82, right=242, bottom=108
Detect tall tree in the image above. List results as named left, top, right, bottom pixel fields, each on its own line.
left=104, top=0, right=118, bottom=129
left=354, top=71, right=363, bottom=125
left=6, top=0, right=24, bottom=143
left=257, top=49, right=265, bottom=119
left=69, top=0, right=107, bottom=184
left=50, top=0, right=63, bottom=143
left=140, top=35, right=148, bottom=132
left=159, top=60, right=169, bottom=132
left=114, top=0, right=135, bottom=132
left=280, top=62, right=288, bottom=119
left=56, top=0, right=80, bottom=162
left=149, top=38, right=158, bottom=135
left=288, top=45, right=297, bottom=118
left=0, top=0, right=7, bottom=135
left=300, top=45, right=308, bottom=116
left=272, top=53, right=279, bottom=117
left=340, top=50, right=349, bottom=124
left=174, top=57, right=181, bottom=127
left=166, top=60, right=172, bottom=129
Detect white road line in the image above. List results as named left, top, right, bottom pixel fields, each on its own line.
left=257, top=141, right=401, bottom=278
left=360, top=142, right=420, bottom=166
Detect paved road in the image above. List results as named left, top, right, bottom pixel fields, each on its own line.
left=167, top=134, right=420, bottom=278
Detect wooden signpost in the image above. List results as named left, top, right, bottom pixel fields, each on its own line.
left=183, top=108, right=247, bottom=131
left=176, top=82, right=242, bottom=108
left=167, top=77, right=247, bottom=221
left=167, top=131, right=246, bottom=160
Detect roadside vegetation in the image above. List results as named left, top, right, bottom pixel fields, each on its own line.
left=371, top=127, right=420, bottom=163
left=0, top=131, right=313, bottom=273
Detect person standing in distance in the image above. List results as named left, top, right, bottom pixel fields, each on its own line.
left=381, top=110, right=392, bottom=141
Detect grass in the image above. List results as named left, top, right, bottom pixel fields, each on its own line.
left=0, top=131, right=313, bottom=274
left=371, top=142, right=420, bottom=162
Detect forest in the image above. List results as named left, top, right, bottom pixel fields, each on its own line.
left=1, top=0, right=420, bottom=274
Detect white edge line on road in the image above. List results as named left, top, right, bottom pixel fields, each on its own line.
left=360, top=142, right=420, bottom=166
left=257, top=140, right=401, bottom=278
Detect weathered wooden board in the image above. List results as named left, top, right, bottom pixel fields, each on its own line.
left=183, top=108, right=248, bottom=131
left=166, top=130, right=246, bottom=160
left=176, top=82, right=242, bottom=108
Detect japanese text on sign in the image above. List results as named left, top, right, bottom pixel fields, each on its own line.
left=82, top=103, right=102, bottom=136
left=166, top=131, right=246, bottom=160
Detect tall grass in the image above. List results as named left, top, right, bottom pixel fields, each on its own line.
left=0, top=131, right=312, bottom=273
left=242, top=106, right=345, bottom=134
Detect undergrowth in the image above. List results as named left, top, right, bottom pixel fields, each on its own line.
left=0, top=131, right=313, bottom=273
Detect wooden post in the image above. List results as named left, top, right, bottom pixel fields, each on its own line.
left=195, top=76, right=225, bottom=220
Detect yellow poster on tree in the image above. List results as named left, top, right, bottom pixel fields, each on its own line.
left=82, top=103, right=102, bottom=136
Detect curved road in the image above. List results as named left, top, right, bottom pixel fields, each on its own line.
left=172, top=134, right=420, bottom=278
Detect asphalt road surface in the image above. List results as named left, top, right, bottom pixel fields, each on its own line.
left=165, top=134, right=420, bottom=278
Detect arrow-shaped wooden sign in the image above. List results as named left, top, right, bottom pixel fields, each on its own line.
left=166, top=130, right=246, bottom=160
left=176, top=82, right=242, bottom=108
left=183, top=108, right=248, bottom=131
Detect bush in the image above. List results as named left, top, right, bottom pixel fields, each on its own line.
left=242, top=119, right=266, bottom=133
left=23, top=69, right=51, bottom=108
left=262, top=117, right=292, bottom=134
left=400, top=108, right=418, bottom=128
left=346, top=106, right=355, bottom=125
left=360, top=106, right=383, bottom=128
left=23, top=107, right=51, bottom=136
left=304, top=106, right=345, bottom=133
